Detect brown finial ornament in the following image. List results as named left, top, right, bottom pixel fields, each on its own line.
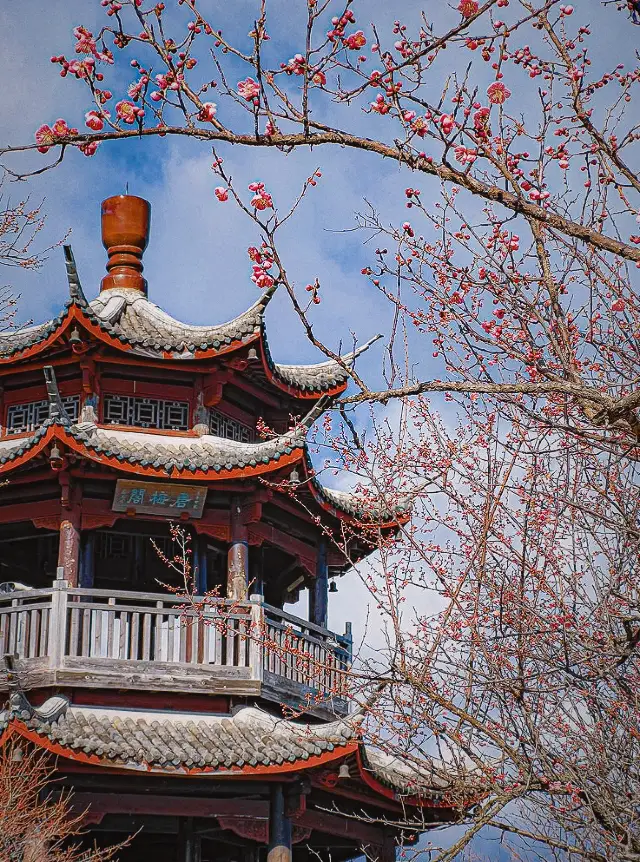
left=100, top=195, right=151, bottom=293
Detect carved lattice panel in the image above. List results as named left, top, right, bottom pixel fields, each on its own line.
left=209, top=408, right=253, bottom=442
left=103, top=394, right=190, bottom=431
left=6, top=395, right=80, bottom=434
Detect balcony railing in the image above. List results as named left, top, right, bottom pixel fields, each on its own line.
left=0, top=576, right=352, bottom=717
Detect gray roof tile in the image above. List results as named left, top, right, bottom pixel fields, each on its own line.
left=6, top=697, right=357, bottom=773
left=0, top=694, right=453, bottom=801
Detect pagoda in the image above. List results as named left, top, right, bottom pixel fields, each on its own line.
left=0, top=196, right=466, bottom=861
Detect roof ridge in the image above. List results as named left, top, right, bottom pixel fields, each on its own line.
left=43, top=366, right=72, bottom=425
left=63, top=245, right=88, bottom=307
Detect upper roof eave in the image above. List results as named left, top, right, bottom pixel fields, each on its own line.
left=0, top=250, right=381, bottom=402
left=0, top=416, right=307, bottom=481
left=258, top=329, right=383, bottom=399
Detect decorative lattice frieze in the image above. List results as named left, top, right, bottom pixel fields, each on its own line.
left=6, top=395, right=80, bottom=434
left=103, top=394, right=190, bottom=431
left=209, top=408, right=253, bottom=443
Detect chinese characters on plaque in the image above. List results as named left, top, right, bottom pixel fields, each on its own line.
left=112, top=479, right=207, bottom=519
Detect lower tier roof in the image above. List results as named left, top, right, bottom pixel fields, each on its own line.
left=1, top=692, right=459, bottom=808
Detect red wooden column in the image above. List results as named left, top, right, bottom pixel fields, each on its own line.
left=57, top=474, right=81, bottom=587
left=227, top=495, right=249, bottom=600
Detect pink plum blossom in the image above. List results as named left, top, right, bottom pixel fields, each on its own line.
left=35, top=119, right=77, bottom=153
left=115, top=100, right=144, bottom=124
left=237, top=77, right=260, bottom=100
left=248, top=182, right=273, bottom=211
left=35, top=124, right=56, bottom=154
left=73, top=25, right=97, bottom=55
left=214, top=187, right=229, bottom=202
left=371, top=94, right=390, bottom=114
left=439, top=114, right=455, bottom=135
left=473, top=106, right=491, bottom=136
left=79, top=141, right=99, bottom=157
left=85, top=110, right=105, bottom=131
left=198, top=102, right=217, bottom=122
left=344, top=30, right=366, bottom=50
left=487, top=81, right=512, bottom=104
left=458, top=0, right=479, bottom=15
left=455, top=145, right=478, bottom=165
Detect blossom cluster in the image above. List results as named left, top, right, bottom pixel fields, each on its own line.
left=248, top=244, right=275, bottom=289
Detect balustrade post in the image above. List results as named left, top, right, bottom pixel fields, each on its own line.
left=249, top=593, right=264, bottom=684
left=50, top=567, right=69, bottom=671
left=344, top=621, right=353, bottom=661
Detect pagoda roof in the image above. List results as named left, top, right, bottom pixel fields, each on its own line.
left=0, top=693, right=459, bottom=807
left=0, top=368, right=407, bottom=526
left=261, top=329, right=382, bottom=396
left=89, top=286, right=271, bottom=357
left=308, top=477, right=413, bottom=524
left=0, top=416, right=306, bottom=482
left=0, top=247, right=379, bottom=400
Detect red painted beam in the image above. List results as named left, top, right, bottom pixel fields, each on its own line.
left=69, top=793, right=269, bottom=820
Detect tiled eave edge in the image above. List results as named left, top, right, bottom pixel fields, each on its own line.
left=0, top=722, right=460, bottom=810
left=0, top=302, right=267, bottom=365
left=0, top=421, right=305, bottom=481
left=0, top=721, right=358, bottom=778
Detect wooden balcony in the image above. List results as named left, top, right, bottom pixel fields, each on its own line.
left=0, top=577, right=352, bottom=718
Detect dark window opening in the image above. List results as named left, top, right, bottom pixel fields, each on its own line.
left=0, top=525, right=59, bottom=589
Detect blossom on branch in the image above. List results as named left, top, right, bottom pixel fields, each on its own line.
left=85, top=110, right=105, bottom=131
left=248, top=181, right=273, bottom=211
left=35, top=119, right=77, bottom=153
left=237, top=77, right=260, bottom=101
left=455, top=146, right=478, bottom=165
left=344, top=30, right=366, bottom=50
left=487, top=81, right=512, bottom=104
left=197, top=102, right=217, bottom=122
left=458, top=0, right=479, bottom=15
left=115, top=100, right=144, bottom=123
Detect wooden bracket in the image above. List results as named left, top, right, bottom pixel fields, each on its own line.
left=202, top=373, right=225, bottom=407
left=240, top=500, right=262, bottom=525
left=58, top=472, right=71, bottom=509
left=226, top=357, right=249, bottom=373
left=80, top=358, right=97, bottom=396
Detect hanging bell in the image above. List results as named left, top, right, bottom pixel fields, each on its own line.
left=329, top=580, right=338, bottom=593
left=338, top=762, right=350, bottom=780
left=247, top=347, right=258, bottom=361
left=49, top=443, right=64, bottom=470
left=289, top=468, right=300, bottom=484
left=68, top=327, right=83, bottom=347
left=11, top=745, right=23, bottom=763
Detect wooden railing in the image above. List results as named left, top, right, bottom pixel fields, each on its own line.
left=62, top=589, right=256, bottom=669
left=0, top=588, right=53, bottom=661
left=0, top=577, right=352, bottom=715
left=263, top=602, right=351, bottom=702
